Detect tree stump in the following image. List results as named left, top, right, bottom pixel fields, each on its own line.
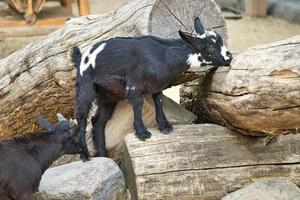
left=181, top=36, right=300, bottom=136
left=121, top=124, right=300, bottom=200
left=0, top=0, right=226, bottom=138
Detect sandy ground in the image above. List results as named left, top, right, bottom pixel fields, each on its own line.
left=1, top=0, right=300, bottom=103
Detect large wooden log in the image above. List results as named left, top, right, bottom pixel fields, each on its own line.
left=53, top=95, right=197, bottom=165
left=121, top=124, right=300, bottom=200
left=181, top=36, right=300, bottom=136
left=0, top=0, right=226, bottom=138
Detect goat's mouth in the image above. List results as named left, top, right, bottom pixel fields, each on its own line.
left=212, top=59, right=231, bottom=67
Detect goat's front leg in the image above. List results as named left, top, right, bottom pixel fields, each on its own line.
left=152, top=92, right=173, bottom=134
left=130, top=96, right=152, bottom=140
left=92, top=102, right=116, bottom=157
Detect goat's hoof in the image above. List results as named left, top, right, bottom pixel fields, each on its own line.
left=136, top=129, right=152, bottom=141
left=159, top=121, right=173, bottom=134
left=94, top=150, right=107, bottom=157
left=80, top=150, right=91, bottom=162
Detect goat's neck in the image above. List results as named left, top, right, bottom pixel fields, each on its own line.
left=28, top=138, right=62, bottom=173
left=165, top=40, right=195, bottom=76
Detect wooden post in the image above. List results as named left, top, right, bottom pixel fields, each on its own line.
left=60, top=0, right=73, bottom=14
left=77, top=0, right=90, bottom=16
left=245, top=0, right=267, bottom=17
left=24, top=0, right=36, bottom=24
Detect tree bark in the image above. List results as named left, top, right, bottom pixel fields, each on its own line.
left=0, top=0, right=226, bottom=138
left=121, top=124, right=300, bottom=200
left=181, top=36, right=300, bottom=136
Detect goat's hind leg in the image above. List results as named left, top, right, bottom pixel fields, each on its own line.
left=130, top=96, right=152, bottom=140
left=152, top=92, right=173, bottom=134
left=75, top=84, right=96, bottom=161
left=91, top=101, right=116, bottom=157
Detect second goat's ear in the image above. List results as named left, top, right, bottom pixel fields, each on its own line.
left=38, top=115, right=53, bottom=131
left=178, top=30, right=194, bottom=44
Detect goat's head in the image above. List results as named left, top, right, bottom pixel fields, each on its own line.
left=179, top=17, right=232, bottom=67
left=38, top=113, right=81, bottom=155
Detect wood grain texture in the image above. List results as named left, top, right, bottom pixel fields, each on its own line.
left=0, top=0, right=226, bottom=138
left=121, top=124, right=300, bottom=199
left=181, top=36, right=300, bottom=136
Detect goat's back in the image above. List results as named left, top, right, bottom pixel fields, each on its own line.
left=0, top=140, right=42, bottom=196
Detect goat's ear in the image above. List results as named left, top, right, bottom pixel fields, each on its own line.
left=194, top=17, right=205, bottom=35
left=56, top=113, right=67, bottom=122
left=38, top=115, right=53, bottom=131
left=179, top=30, right=194, bottom=44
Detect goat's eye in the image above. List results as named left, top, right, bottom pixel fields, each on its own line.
left=207, top=46, right=214, bottom=53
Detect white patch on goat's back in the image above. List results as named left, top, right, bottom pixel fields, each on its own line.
left=80, top=43, right=106, bottom=76
left=221, top=45, right=230, bottom=61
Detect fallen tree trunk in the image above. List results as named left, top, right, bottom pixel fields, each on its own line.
left=0, top=0, right=227, bottom=138
left=121, top=124, right=300, bottom=200
left=181, top=36, right=300, bottom=136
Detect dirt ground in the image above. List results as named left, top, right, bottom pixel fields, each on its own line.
left=1, top=0, right=300, bottom=102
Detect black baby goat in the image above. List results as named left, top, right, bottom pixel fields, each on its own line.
left=72, top=17, right=232, bottom=161
left=0, top=114, right=81, bottom=200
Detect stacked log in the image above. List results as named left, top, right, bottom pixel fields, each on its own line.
left=181, top=36, right=300, bottom=136
left=121, top=124, right=300, bottom=200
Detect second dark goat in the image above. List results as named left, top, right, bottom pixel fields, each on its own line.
left=72, top=17, right=233, bottom=160
left=0, top=114, right=81, bottom=200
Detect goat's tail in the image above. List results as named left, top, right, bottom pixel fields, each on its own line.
left=71, top=46, right=82, bottom=69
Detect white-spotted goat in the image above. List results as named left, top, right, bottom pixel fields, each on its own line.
left=71, top=17, right=232, bottom=161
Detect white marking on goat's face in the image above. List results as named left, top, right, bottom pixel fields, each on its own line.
left=80, top=43, right=106, bottom=76
left=186, top=53, right=211, bottom=68
left=197, top=33, right=206, bottom=39
left=221, top=45, right=230, bottom=61
left=196, top=30, right=217, bottom=40
left=212, top=39, right=216, bottom=43
left=207, top=30, right=217, bottom=37
left=187, top=53, right=201, bottom=67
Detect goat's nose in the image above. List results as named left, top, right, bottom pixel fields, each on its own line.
left=226, top=52, right=233, bottom=61
left=226, top=51, right=232, bottom=58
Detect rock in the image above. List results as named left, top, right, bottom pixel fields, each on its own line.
left=33, top=158, right=126, bottom=200
left=222, top=178, right=300, bottom=200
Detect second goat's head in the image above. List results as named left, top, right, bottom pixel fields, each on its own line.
left=38, top=113, right=81, bottom=155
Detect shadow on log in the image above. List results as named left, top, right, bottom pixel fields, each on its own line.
left=0, top=0, right=226, bottom=138
left=121, top=124, right=300, bottom=199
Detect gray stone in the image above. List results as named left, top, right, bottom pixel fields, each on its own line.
left=222, top=178, right=300, bottom=200
left=33, top=158, right=126, bottom=200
